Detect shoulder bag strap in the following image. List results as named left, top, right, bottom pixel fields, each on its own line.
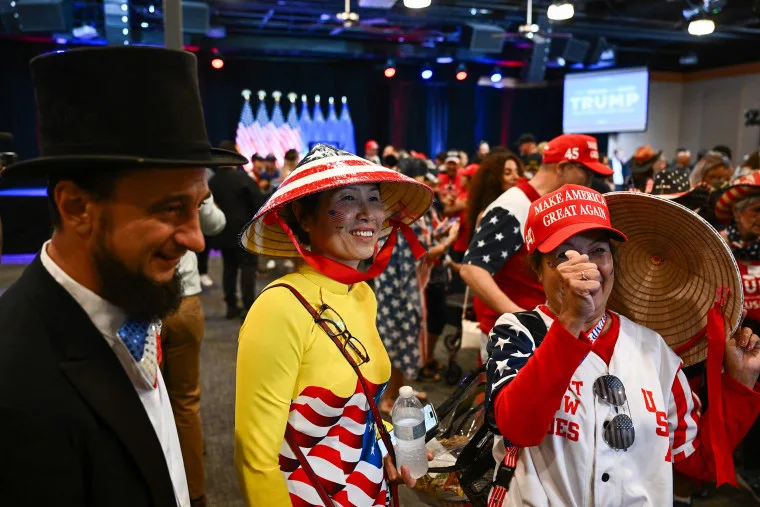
left=283, top=426, right=334, bottom=506
left=265, top=283, right=401, bottom=507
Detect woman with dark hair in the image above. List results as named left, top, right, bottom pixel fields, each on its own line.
left=235, top=145, right=433, bottom=506
left=467, top=152, right=524, bottom=235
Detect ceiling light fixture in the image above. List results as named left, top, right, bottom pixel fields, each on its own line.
left=455, top=63, right=468, bottom=81
left=688, top=18, right=715, bottom=36
left=384, top=59, right=397, bottom=78
left=547, top=2, right=574, bottom=21
left=679, top=52, right=698, bottom=65
left=436, top=56, right=454, bottom=64
left=404, top=0, right=431, bottom=9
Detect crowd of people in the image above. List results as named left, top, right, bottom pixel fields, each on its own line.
left=226, top=129, right=760, bottom=506
left=3, top=45, right=760, bottom=507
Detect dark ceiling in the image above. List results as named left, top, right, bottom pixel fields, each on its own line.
left=2, top=0, right=760, bottom=76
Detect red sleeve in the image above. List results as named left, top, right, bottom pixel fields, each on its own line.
left=674, top=375, right=760, bottom=481
left=493, top=321, right=591, bottom=447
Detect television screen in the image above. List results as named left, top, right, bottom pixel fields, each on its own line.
left=562, top=67, right=649, bottom=134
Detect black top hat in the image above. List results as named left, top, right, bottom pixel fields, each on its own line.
left=2, top=46, right=247, bottom=179
left=0, top=132, right=13, bottom=153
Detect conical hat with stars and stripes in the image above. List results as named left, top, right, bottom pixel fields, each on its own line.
left=714, top=170, right=760, bottom=224
left=240, top=144, right=433, bottom=258
left=605, top=191, right=742, bottom=366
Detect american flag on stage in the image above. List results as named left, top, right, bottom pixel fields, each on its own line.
left=253, top=94, right=272, bottom=158
left=311, top=98, right=327, bottom=147
left=299, top=97, right=314, bottom=153
left=338, top=97, right=356, bottom=155
left=278, top=379, right=388, bottom=507
left=286, top=98, right=304, bottom=157
left=325, top=98, right=341, bottom=148
left=235, top=99, right=256, bottom=172
left=270, top=99, right=289, bottom=164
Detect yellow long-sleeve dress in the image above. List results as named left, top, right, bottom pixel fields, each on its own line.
left=235, top=264, right=392, bottom=506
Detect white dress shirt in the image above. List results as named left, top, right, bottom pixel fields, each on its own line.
left=40, top=241, right=191, bottom=507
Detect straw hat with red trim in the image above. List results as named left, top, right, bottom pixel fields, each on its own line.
left=714, top=171, right=760, bottom=223
left=605, top=192, right=743, bottom=366
left=240, top=144, right=433, bottom=259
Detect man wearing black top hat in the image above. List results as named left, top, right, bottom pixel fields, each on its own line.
left=0, top=47, right=247, bottom=507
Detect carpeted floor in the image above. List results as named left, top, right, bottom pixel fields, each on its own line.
left=0, top=256, right=756, bottom=506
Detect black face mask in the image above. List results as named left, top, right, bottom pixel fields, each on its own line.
left=93, top=235, right=183, bottom=322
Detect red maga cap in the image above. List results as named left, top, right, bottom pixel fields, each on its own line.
left=365, top=139, right=379, bottom=151
left=542, top=134, right=613, bottom=176
left=524, top=184, right=627, bottom=254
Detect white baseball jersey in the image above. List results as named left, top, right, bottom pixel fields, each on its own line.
left=485, top=306, right=700, bottom=507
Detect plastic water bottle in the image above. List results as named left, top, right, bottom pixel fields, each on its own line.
left=392, top=386, right=428, bottom=479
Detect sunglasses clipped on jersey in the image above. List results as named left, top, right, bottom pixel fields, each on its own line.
left=594, top=374, right=635, bottom=451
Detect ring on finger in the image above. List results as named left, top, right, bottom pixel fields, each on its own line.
left=580, top=270, right=588, bottom=281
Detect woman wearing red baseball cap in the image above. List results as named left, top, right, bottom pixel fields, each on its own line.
left=484, top=184, right=760, bottom=506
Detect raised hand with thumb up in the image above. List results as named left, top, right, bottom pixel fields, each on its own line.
left=555, top=250, right=603, bottom=336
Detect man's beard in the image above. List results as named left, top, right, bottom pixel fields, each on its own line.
left=93, top=238, right=183, bottom=322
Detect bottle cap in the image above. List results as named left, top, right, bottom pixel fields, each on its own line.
left=399, top=386, right=414, bottom=398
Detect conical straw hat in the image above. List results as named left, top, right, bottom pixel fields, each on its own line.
left=240, top=144, right=433, bottom=258
left=605, top=192, right=743, bottom=366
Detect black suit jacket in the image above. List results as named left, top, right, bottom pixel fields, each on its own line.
left=208, top=167, right=265, bottom=249
left=0, top=258, right=178, bottom=507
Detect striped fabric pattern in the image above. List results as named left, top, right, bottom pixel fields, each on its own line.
left=279, top=380, right=387, bottom=507
left=241, top=144, right=432, bottom=257
left=715, top=171, right=760, bottom=223
left=235, top=100, right=257, bottom=173
left=669, top=367, right=701, bottom=463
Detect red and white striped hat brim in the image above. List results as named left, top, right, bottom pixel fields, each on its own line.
left=714, top=171, right=760, bottom=223
left=240, top=144, right=433, bottom=257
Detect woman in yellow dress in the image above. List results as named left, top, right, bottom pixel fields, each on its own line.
left=235, top=144, right=433, bottom=506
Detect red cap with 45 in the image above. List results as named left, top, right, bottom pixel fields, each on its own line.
left=542, top=134, right=613, bottom=176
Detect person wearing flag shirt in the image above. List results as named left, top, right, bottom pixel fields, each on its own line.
left=460, top=134, right=613, bottom=337
left=235, top=145, right=433, bottom=507
left=714, top=171, right=760, bottom=496
left=0, top=47, right=250, bottom=507
left=485, top=184, right=760, bottom=506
